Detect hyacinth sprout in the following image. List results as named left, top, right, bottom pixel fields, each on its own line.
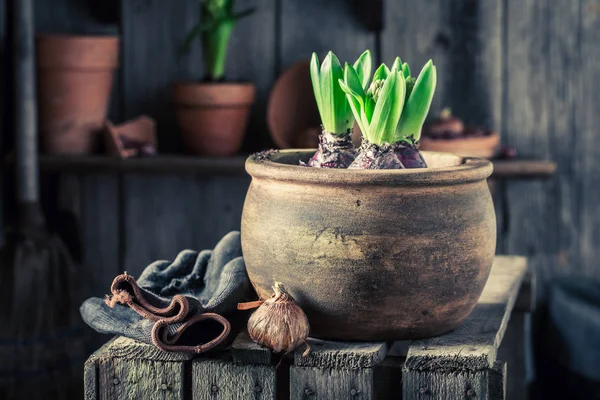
left=339, top=57, right=437, bottom=169
left=305, top=50, right=372, bottom=168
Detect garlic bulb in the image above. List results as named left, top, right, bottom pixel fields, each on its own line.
left=246, top=283, right=310, bottom=355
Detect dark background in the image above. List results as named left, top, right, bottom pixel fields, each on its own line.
left=0, top=0, right=598, bottom=398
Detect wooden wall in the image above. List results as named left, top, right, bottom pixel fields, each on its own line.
left=2, top=0, right=600, bottom=393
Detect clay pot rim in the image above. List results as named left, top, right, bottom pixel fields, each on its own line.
left=36, top=33, right=120, bottom=41
left=171, top=81, right=256, bottom=88
left=246, top=150, right=493, bottom=186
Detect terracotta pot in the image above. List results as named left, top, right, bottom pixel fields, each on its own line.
left=419, top=131, right=501, bottom=159
left=241, top=150, right=496, bottom=341
left=36, top=35, right=119, bottom=154
left=171, top=82, right=255, bottom=156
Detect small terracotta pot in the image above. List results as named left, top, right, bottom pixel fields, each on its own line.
left=242, top=150, right=496, bottom=341
left=36, top=35, right=119, bottom=154
left=171, top=82, right=256, bottom=156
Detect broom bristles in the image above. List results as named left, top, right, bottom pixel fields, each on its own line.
left=0, top=229, right=83, bottom=399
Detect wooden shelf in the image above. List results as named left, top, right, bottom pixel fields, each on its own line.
left=5, top=155, right=557, bottom=179
left=34, top=155, right=249, bottom=175
left=490, top=159, right=557, bottom=179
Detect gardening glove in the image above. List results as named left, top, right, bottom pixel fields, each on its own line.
left=80, top=231, right=253, bottom=353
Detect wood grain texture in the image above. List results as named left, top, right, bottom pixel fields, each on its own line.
left=382, top=0, right=502, bottom=128
left=192, top=358, right=276, bottom=400
left=405, top=256, right=527, bottom=371
left=120, top=0, right=202, bottom=152
left=122, top=174, right=248, bottom=273
left=290, top=366, right=374, bottom=400
left=98, top=336, right=194, bottom=362
left=227, top=0, right=277, bottom=151
left=293, top=339, right=388, bottom=369
left=231, top=331, right=273, bottom=365
left=98, top=356, right=184, bottom=399
left=488, top=361, right=507, bottom=400
left=578, top=0, right=600, bottom=283
left=84, top=357, right=98, bottom=400
left=403, top=368, right=488, bottom=400
left=498, top=312, right=527, bottom=400
left=280, top=0, right=375, bottom=69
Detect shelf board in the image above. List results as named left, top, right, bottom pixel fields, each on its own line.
left=4, top=155, right=557, bottom=179
left=490, top=159, right=557, bottom=179
left=34, top=155, right=249, bottom=175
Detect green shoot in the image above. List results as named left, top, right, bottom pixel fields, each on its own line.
left=179, top=0, right=255, bottom=81
left=394, top=60, right=437, bottom=143
left=310, top=50, right=372, bottom=136
left=339, top=57, right=437, bottom=146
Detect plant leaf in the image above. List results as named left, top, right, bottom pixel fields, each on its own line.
left=369, top=69, right=405, bottom=144
left=402, top=62, right=411, bottom=79
left=353, top=50, right=372, bottom=90
left=329, top=52, right=350, bottom=133
left=372, top=63, right=390, bottom=82
left=344, top=63, right=366, bottom=99
left=364, top=96, right=376, bottom=124
left=310, top=53, right=323, bottom=117
left=339, top=77, right=365, bottom=109
left=395, top=60, right=437, bottom=142
left=345, top=93, right=367, bottom=134
left=319, top=52, right=336, bottom=132
left=390, top=57, right=402, bottom=72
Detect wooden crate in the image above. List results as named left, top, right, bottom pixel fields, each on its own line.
left=85, top=256, right=532, bottom=400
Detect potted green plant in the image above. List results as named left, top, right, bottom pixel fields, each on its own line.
left=240, top=51, right=496, bottom=341
left=172, top=0, right=256, bottom=156
left=36, top=35, right=119, bottom=154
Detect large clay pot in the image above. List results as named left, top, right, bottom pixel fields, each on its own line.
left=171, top=82, right=255, bottom=156
left=36, top=35, right=119, bottom=154
left=241, top=150, right=496, bottom=341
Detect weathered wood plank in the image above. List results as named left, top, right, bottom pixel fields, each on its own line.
left=122, top=174, right=249, bottom=272
left=498, top=312, right=528, bottom=400
left=405, top=256, right=528, bottom=371
left=403, top=368, right=488, bottom=400
left=32, top=155, right=248, bottom=174
left=227, top=0, right=276, bottom=151
left=382, top=0, right=502, bottom=128
left=502, top=0, right=555, bottom=304
left=577, top=0, right=600, bottom=281
left=514, top=269, right=535, bottom=313
left=122, top=174, right=202, bottom=272
left=280, top=0, right=375, bottom=69
left=290, top=366, right=374, bottom=400
left=120, top=0, right=202, bottom=152
left=488, top=361, right=507, bottom=400
left=96, top=336, right=194, bottom=362
left=231, top=331, right=273, bottom=365
left=84, top=356, right=99, bottom=400
left=490, top=160, right=557, bottom=179
left=98, top=356, right=184, bottom=400
left=293, top=339, right=388, bottom=370
left=192, top=358, right=276, bottom=400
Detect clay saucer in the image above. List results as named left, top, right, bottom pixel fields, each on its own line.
left=267, top=60, right=321, bottom=149
left=419, top=131, right=500, bottom=159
